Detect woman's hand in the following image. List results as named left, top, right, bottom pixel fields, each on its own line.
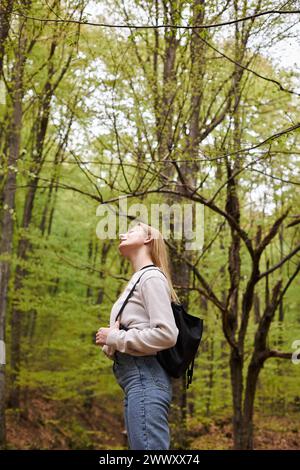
left=95, top=320, right=120, bottom=346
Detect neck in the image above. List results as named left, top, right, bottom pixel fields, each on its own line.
left=129, top=253, right=154, bottom=273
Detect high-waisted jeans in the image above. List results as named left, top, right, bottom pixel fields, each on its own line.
left=112, top=351, right=173, bottom=450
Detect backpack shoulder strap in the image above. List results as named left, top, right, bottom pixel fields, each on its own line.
left=115, top=267, right=165, bottom=322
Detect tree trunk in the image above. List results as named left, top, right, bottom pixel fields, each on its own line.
left=9, top=106, right=51, bottom=407
left=170, top=244, right=190, bottom=449
left=9, top=33, right=71, bottom=406
left=0, top=0, right=13, bottom=74
left=205, top=330, right=214, bottom=417
left=229, top=348, right=244, bottom=449
left=241, top=356, right=263, bottom=449
left=0, top=12, right=26, bottom=445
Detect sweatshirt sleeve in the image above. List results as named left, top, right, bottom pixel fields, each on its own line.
left=101, top=344, right=115, bottom=361
left=106, top=275, right=179, bottom=355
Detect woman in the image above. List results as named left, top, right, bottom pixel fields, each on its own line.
left=95, top=222, right=180, bottom=450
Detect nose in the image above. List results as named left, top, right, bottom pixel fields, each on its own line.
left=119, top=233, right=126, bottom=240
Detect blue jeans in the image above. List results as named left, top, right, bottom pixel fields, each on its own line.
left=112, top=351, right=173, bottom=450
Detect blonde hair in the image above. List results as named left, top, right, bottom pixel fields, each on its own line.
left=134, top=221, right=180, bottom=304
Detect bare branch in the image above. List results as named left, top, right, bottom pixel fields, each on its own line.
left=274, top=261, right=300, bottom=311
left=258, top=243, right=300, bottom=280
left=12, top=9, right=300, bottom=30
left=264, top=349, right=293, bottom=360
left=256, top=208, right=291, bottom=256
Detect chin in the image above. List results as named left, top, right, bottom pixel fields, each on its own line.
left=118, top=245, right=129, bottom=256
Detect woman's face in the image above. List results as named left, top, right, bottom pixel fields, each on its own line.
left=118, top=225, right=149, bottom=256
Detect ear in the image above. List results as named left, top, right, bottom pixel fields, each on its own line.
left=144, top=235, right=153, bottom=245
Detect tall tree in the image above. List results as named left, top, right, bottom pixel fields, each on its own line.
left=0, top=2, right=31, bottom=446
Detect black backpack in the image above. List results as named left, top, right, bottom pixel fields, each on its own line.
left=115, top=265, right=204, bottom=389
